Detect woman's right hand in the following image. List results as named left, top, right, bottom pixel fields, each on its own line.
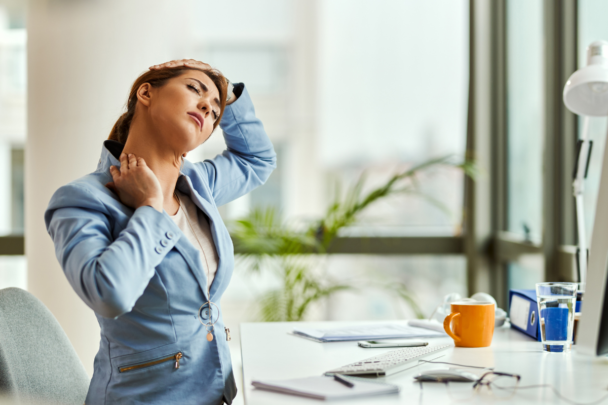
left=105, top=153, right=164, bottom=212
left=149, top=59, right=211, bottom=71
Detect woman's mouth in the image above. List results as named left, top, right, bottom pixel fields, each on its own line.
left=187, top=112, right=203, bottom=130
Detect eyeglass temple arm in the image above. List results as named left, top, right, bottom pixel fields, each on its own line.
left=473, top=371, right=521, bottom=389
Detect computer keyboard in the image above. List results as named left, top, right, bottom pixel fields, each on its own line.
left=324, top=344, right=452, bottom=377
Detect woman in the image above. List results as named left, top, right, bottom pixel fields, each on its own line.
left=44, top=59, right=276, bottom=404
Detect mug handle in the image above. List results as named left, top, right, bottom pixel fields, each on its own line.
left=443, top=312, right=461, bottom=342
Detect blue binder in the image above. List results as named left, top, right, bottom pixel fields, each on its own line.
left=508, top=289, right=541, bottom=341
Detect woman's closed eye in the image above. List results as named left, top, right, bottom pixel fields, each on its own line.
left=187, top=84, right=201, bottom=95
left=187, top=84, right=218, bottom=120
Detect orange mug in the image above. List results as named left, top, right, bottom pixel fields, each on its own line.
left=443, top=301, right=495, bottom=347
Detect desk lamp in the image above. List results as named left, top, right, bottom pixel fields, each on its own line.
left=562, top=40, right=608, bottom=287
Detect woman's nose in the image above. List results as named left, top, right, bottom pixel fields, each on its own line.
left=199, top=100, right=211, bottom=117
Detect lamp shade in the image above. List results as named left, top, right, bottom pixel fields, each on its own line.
left=564, top=40, right=608, bottom=117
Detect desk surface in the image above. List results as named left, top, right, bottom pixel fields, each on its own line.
left=240, top=320, right=608, bottom=404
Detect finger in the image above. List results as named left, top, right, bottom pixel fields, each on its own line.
left=152, top=59, right=207, bottom=71
left=128, top=153, right=137, bottom=168
left=137, top=157, right=146, bottom=167
left=109, top=165, right=119, bottom=179
left=150, top=61, right=174, bottom=70
left=183, top=62, right=204, bottom=68
left=120, top=153, right=128, bottom=174
left=184, top=60, right=210, bottom=68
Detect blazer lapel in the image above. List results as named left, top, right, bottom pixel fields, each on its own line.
left=172, top=238, right=210, bottom=303
left=187, top=187, right=226, bottom=302
left=175, top=174, right=228, bottom=302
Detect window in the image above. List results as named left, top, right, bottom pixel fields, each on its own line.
left=196, top=0, right=469, bottom=238
left=205, top=46, right=288, bottom=96
left=318, top=0, right=468, bottom=236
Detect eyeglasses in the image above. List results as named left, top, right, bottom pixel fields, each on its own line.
left=418, top=370, right=521, bottom=402
left=472, top=371, right=521, bottom=399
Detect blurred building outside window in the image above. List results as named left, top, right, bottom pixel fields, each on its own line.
left=0, top=6, right=24, bottom=236
left=0, top=5, right=26, bottom=290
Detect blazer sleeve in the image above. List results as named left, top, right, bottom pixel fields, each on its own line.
left=44, top=183, right=183, bottom=319
left=194, top=84, right=277, bottom=206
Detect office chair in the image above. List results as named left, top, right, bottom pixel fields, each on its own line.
left=0, top=287, right=89, bottom=404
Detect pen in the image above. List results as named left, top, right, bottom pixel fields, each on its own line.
left=333, top=374, right=355, bottom=388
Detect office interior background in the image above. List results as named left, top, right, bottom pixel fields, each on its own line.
left=0, top=0, right=605, bottom=401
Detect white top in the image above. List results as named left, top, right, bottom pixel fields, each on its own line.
left=170, top=190, right=218, bottom=291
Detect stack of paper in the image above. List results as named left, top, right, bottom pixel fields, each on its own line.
left=408, top=319, right=446, bottom=333
left=292, top=323, right=445, bottom=343
left=252, top=376, right=399, bottom=401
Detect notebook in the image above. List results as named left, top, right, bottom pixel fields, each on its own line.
left=292, top=323, right=445, bottom=343
left=251, top=376, right=399, bottom=401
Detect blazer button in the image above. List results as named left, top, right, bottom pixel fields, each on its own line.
left=166, top=231, right=174, bottom=240
left=160, top=239, right=169, bottom=247
left=155, top=246, right=163, bottom=254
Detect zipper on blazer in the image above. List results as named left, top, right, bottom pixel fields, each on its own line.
left=119, top=352, right=183, bottom=373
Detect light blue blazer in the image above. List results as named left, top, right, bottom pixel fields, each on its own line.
left=44, top=85, right=276, bottom=405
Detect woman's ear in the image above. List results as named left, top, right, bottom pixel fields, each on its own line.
left=136, top=83, right=153, bottom=107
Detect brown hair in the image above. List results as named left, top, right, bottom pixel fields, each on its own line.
left=108, top=67, right=228, bottom=144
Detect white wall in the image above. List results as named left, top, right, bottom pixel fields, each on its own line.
left=26, top=0, right=194, bottom=376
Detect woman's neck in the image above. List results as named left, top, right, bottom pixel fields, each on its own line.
left=122, top=122, right=182, bottom=215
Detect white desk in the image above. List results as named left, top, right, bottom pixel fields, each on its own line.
left=240, top=321, right=608, bottom=404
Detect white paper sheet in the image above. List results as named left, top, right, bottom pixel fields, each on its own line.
left=292, top=323, right=445, bottom=342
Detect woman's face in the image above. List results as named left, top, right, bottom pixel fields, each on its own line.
left=145, top=70, right=221, bottom=153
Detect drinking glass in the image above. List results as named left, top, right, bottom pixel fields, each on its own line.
left=535, top=282, right=577, bottom=352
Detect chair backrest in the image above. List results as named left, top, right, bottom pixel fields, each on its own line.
left=0, top=288, right=89, bottom=405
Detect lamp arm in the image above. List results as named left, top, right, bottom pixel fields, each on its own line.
left=573, top=116, right=592, bottom=285
left=573, top=117, right=591, bottom=196
left=575, top=194, right=588, bottom=285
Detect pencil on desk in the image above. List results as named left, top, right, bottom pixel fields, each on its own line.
left=333, top=374, right=355, bottom=388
